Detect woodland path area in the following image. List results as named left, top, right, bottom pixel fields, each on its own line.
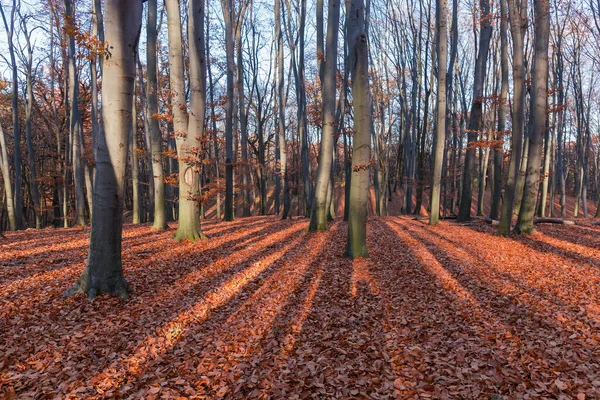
left=2, top=216, right=600, bottom=399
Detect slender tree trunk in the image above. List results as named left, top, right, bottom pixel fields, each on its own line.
left=67, top=0, right=142, bottom=299
left=491, top=0, right=508, bottom=220
left=206, top=3, right=221, bottom=220
left=222, top=0, right=236, bottom=221
left=0, top=122, right=16, bottom=230
left=298, top=0, right=311, bottom=218
left=498, top=0, right=526, bottom=235
left=237, top=16, right=251, bottom=218
left=174, top=0, right=207, bottom=241
left=515, top=0, right=550, bottom=233
left=346, top=0, right=370, bottom=257
left=430, top=0, right=447, bottom=224
left=63, top=0, right=87, bottom=227
left=22, top=24, right=42, bottom=228
left=309, top=0, right=340, bottom=232
left=147, top=0, right=167, bottom=230
left=131, top=79, right=141, bottom=225
left=275, top=0, right=290, bottom=219
left=1, top=1, right=23, bottom=229
left=457, top=0, right=492, bottom=221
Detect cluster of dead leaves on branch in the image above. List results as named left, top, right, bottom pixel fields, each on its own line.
left=1, top=216, right=600, bottom=398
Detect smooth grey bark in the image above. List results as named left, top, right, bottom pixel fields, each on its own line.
left=174, top=0, right=207, bottom=241
left=515, top=0, right=550, bottom=234
left=430, top=0, right=447, bottom=225
left=67, top=0, right=142, bottom=299
left=553, top=3, right=567, bottom=217
left=275, top=0, right=290, bottom=220
left=309, top=0, right=340, bottom=232
left=62, top=0, right=87, bottom=227
left=457, top=0, right=492, bottom=221
left=346, top=0, right=370, bottom=258
left=237, top=6, right=251, bottom=218
left=136, top=56, right=155, bottom=222
left=131, top=79, right=141, bottom=224
left=490, top=0, right=508, bottom=221
left=0, top=0, right=22, bottom=230
left=147, top=0, right=167, bottom=230
left=539, top=105, right=552, bottom=217
left=48, top=5, right=65, bottom=226
left=206, top=4, right=221, bottom=220
left=498, top=0, right=526, bottom=235
left=221, top=0, right=236, bottom=221
left=0, top=121, right=16, bottom=230
left=298, top=0, right=311, bottom=218
left=20, top=16, right=42, bottom=228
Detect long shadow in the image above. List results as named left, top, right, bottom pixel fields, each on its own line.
left=410, top=219, right=600, bottom=312
left=1, top=220, right=309, bottom=398
left=0, top=219, right=303, bottom=335
left=150, top=224, right=340, bottom=398
left=370, top=218, right=522, bottom=398
left=232, top=220, right=397, bottom=398
left=0, top=217, right=288, bottom=302
left=459, top=222, right=600, bottom=270
left=87, top=223, right=314, bottom=397
left=389, top=219, right=600, bottom=397
left=0, top=229, right=163, bottom=286
left=535, top=225, right=600, bottom=250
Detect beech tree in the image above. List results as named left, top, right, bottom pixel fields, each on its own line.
left=66, top=0, right=142, bottom=299
left=346, top=0, right=370, bottom=257
left=147, top=0, right=168, bottom=230
left=515, top=0, right=551, bottom=233
left=309, top=0, right=340, bottom=232
left=430, top=0, right=448, bottom=225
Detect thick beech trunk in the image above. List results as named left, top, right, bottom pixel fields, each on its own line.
left=67, top=0, right=142, bottom=299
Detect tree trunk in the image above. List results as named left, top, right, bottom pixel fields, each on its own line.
left=221, top=0, right=236, bottom=221
left=22, top=21, right=42, bottom=229
left=457, top=0, right=492, bottom=221
left=147, top=0, right=167, bottom=230
left=63, top=0, right=87, bottom=227
left=237, top=13, right=251, bottom=218
left=174, top=0, right=207, bottom=241
left=275, top=0, right=290, bottom=219
left=0, top=121, right=16, bottom=230
left=515, top=0, right=550, bottom=234
left=490, top=0, right=508, bottom=221
left=430, top=0, right=447, bottom=225
left=346, top=0, right=370, bottom=258
left=131, top=79, right=141, bottom=225
left=67, top=0, right=142, bottom=299
left=0, top=1, right=23, bottom=229
left=206, top=3, right=221, bottom=220
left=309, top=0, right=340, bottom=232
left=498, top=0, right=526, bottom=235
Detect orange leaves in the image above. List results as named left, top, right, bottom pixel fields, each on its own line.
left=2, top=216, right=600, bottom=398
left=63, top=21, right=107, bottom=61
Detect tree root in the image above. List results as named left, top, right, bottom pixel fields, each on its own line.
left=173, top=229, right=207, bottom=242
left=64, top=278, right=130, bottom=300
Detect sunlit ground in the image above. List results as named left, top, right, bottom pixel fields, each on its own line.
left=1, top=216, right=600, bottom=398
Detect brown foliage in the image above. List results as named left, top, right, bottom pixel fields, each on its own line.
left=1, top=217, right=600, bottom=398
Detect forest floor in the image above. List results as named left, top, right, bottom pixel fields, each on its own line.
left=1, top=216, right=600, bottom=399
